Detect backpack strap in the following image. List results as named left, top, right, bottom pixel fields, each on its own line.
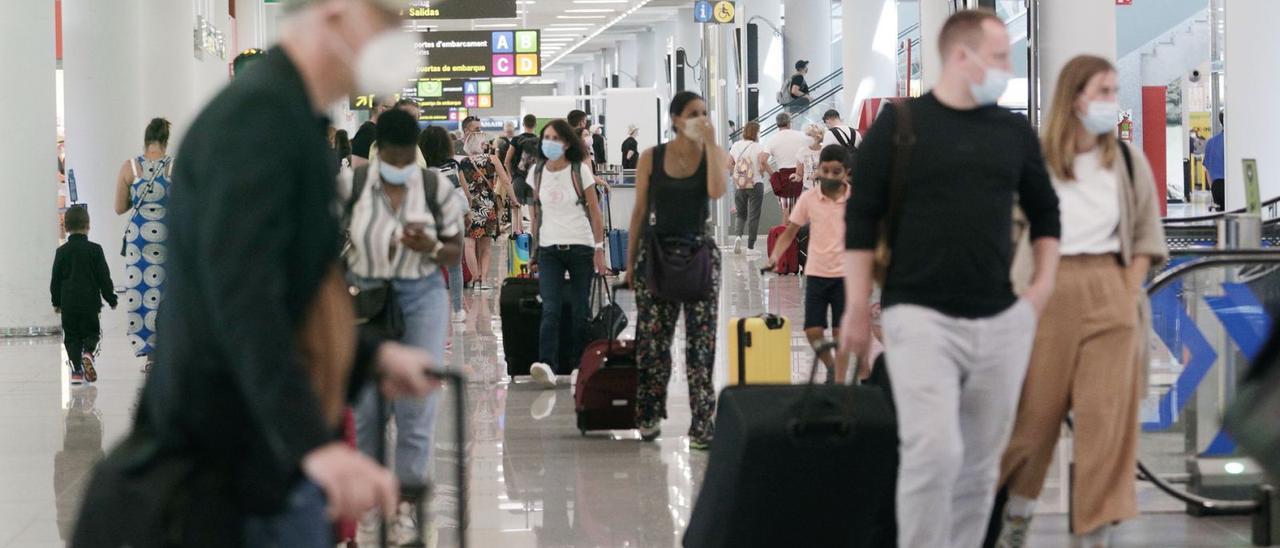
left=1118, top=140, right=1135, bottom=184
left=345, top=165, right=370, bottom=226
left=830, top=127, right=850, bottom=147
left=420, top=168, right=445, bottom=240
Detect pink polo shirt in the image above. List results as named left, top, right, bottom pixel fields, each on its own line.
left=789, top=185, right=849, bottom=279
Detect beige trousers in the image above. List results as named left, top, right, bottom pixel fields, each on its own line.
left=998, top=254, right=1143, bottom=534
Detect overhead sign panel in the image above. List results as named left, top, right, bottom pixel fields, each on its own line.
left=399, top=0, right=517, bottom=19
left=415, top=30, right=541, bottom=79
left=351, top=78, right=493, bottom=116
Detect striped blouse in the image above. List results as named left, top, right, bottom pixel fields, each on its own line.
left=341, top=159, right=466, bottom=280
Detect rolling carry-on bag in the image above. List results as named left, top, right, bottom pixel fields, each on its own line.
left=376, top=370, right=470, bottom=548
left=500, top=276, right=576, bottom=377
left=796, top=225, right=810, bottom=273
left=576, top=282, right=638, bottom=434
left=599, top=186, right=629, bottom=272
left=684, top=343, right=897, bottom=548
left=508, top=233, right=532, bottom=278
left=766, top=225, right=800, bottom=275
left=727, top=314, right=793, bottom=385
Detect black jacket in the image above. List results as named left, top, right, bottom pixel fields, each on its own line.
left=115, top=47, right=378, bottom=519
left=50, top=233, right=117, bottom=313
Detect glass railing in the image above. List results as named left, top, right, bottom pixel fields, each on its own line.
left=1132, top=250, right=1280, bottom=516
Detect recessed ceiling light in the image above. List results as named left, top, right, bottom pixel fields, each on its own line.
left=556, top=15, right=607, bottom=19
left=573, top=0, right=626, bottom=3
left=473, top=23, right=518, bottom=28
left=565, top=8, right=616, bottom=12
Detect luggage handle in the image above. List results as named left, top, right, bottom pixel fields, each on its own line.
left=791, top=341, right=858, bottom=434
left=377, top=369, right=469, bottom=548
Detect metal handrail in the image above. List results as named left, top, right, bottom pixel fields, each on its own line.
left=1163, top=196, right=1280, bottom=225
left=1131, top=249, right=1280, bottom=514
left=756, top=84, right=845, bottom=140
left=734, top=68, right=845, bottom=140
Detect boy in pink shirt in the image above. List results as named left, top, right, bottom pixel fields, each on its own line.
left=766, top=145, right=854, bottom=382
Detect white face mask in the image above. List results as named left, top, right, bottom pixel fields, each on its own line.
left=1078, top=100, right=1120, bottom=136
left=964, top=48, right=1012, bottom=106
left=335, top=29, right=419, bottom=95
left=683, top=117, right=704, bottom=142
left=379, top=161, right=416, bottom=186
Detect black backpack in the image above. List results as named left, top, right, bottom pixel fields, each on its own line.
left=510, top=134, right=542, bottom=205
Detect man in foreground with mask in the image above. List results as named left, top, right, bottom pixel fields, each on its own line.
left=839, top=10, right=1060, bottom=548
left=71, top=1, right=437, bottom=546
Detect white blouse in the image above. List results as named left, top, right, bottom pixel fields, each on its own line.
left=1053, top=149, right=1121, bottom=256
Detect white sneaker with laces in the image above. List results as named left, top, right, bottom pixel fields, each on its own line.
left=529, top=362, right=557, bottom=388
left=995, top=512, right=1032, bottom=548
left=569, top=368, right=580, bottom=396
left=733, top=237, right=743, bottom=254
left=394, top=502, right=419, bottom=546
left=452, top=309, right=467, bottom=323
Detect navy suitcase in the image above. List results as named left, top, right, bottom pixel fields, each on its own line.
left=599, top=186, right=629, bottom=272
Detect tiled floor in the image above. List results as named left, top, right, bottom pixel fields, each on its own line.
left=0, top=248, right=1256, bottom=547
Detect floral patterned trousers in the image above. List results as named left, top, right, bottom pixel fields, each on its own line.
left=633, top=242, right=721, bottom=443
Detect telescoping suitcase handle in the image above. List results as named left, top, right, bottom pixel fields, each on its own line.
left=377, top=369, right=469, bottom=548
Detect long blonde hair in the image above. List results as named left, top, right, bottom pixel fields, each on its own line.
left=1043, top=55, right=1119, bottom=181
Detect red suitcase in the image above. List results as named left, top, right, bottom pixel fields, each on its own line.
left=335, top=409, right=358, bottom=547
left=575, top=283, right=639, bottom=435
left=768, top=225, right=800, bottom=275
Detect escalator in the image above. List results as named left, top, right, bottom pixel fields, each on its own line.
left=1112, top=249, right=1280, bottom=544
left=1162, top=196, right=1280, bottom=249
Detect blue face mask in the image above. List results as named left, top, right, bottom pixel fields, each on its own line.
left=541, top=139, right=565, bottom=161
left=379, top=162, right=416, bottom=185
left=964, top=48, right=1012, bottom=106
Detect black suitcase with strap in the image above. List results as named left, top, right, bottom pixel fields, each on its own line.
left=684, top=343, right=897, bottom=548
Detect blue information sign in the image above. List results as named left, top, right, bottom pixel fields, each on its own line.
left=694, top=1, right=712, bottom=23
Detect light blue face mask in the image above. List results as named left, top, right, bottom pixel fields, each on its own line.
left=965, top=49, right=1013, bottom=106
left=379, top=162, right=416, bottom=185
left=1079, top=101, right=1120, bottom=136
left=541, top=139, right=565, bottom=161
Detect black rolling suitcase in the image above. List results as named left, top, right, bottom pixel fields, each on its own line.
left=376, top=370, right=469, bottom=548
left=499, top=276, right=577, bottom=377
left=684, top=343, right=897, bottom=548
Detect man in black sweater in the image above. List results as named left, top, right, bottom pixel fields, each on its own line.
left=51, top=206, right=117, bottom=384
left=840, top=11, right=1060, bottom=548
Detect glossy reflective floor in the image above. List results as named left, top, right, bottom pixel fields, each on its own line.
left=0, top=248, right=1255, bottom=547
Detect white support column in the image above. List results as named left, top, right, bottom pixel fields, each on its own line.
left=63, top=0, right=143, bottom=286
left=842, top=0, right=899, bottom=122
left=0, top=0, right=59, bottom=333
left=1223, top=0, right=1280, bottom=209
left=636, top=30, right=658, bottom=88
left=618, top=38, right=639, bottom=87
left=1039, top=0, right=1116, bottom=116
left=674, top=8, right=701, bottom=94
left=783, top=0, right=833, bottom=81
left=918, top=0, right=948, bottom=90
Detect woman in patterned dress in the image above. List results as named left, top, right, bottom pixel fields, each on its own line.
left=114, top=118, right=173, bottom=372
left=458, top=118, right=512, bottom=290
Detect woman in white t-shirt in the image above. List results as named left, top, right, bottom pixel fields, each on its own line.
left=727, top=121, right=769, bottom=254
left=794, top=124, right=824, bottom=191
left=527, top=119, right=610, bottom=388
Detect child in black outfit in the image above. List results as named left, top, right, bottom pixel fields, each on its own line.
left=51, top=206, right=117, bottom=384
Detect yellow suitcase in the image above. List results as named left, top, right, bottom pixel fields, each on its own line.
left=727, top=314, right=793, bottom=385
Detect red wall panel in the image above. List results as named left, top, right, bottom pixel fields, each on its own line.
left=1142, top=86, right=1167, bottom=215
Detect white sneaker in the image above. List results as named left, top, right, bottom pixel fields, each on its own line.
left=529, top=362, right=557, bottom=388
left=452, top=309, right=467, bottom=323
left=394, top=501, right=420, bottom=545
left=569, top=368, right=580, bottom=396
left=733, top=237, right=743, bottom=254
left=995, top=512, right=1032, bottom=548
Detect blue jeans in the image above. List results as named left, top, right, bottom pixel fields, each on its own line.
left=447, top=263, right=464, bottom=313
left=242, top=480, right=330, bottom=546
left=353, top=272, right=449, bottom=484
left=537, top=245, right=595, bottom=374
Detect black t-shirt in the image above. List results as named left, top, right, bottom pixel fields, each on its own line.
left=846, top=93, right=1060, bottom=318
left=592, top=133, right=607, bottom=165
left=621, top=137, right=639, bottom=169
left=790, top=74, right=809, bottom=98
left=508, top=132, right=537, bottom=175
left=350, top=120, right=376, bottom=159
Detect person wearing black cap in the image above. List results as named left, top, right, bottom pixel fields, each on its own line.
left=787, top=60, right=812, bottom=116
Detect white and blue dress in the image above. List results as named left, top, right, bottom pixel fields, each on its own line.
left=123, top=155, right=172, bottom=357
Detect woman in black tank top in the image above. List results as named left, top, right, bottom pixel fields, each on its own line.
left=624, top=91, right=728, bottom=450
